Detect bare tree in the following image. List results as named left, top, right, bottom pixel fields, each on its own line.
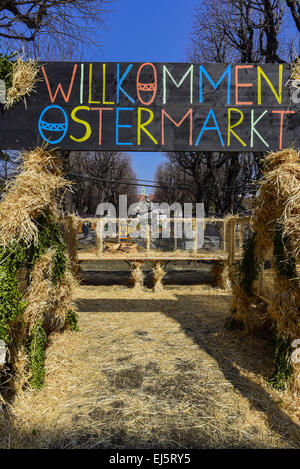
left=153, top=161, right=194, bottom=206
left=158, top=152, right=260, bottom=216
left=0, top=0, right=111, bottom=57
left=63, top=151, right=137, bottom=215
left=0, top=1, right=112, bottom=187
left=173, top=0, right=299, bottom=217
left=189, top=0, right=299, bottom=63
left=286, top=0, right=300, bottom=32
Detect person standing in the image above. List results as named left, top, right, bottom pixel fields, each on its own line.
left=82, top=222, right=90, bottom=238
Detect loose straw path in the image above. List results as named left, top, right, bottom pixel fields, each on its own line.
left=3, top=285, right=300, bottom=448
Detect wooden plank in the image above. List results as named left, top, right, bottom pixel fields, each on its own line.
left=1, top=62, right=298, bottom=152
left=77, top=254, right=232, bottom=261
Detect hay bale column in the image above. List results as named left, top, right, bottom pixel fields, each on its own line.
left=129, top=261, right=144, bottom=289
left=152, top=261, right=167, bottom=291
left=0, top=148, right=79, bottom=394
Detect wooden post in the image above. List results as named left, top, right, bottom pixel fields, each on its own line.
left=96, top=220, right=103, bottom=256
left=228, top=218, right=236, bottom=266
left=64, top=214, right=79, bottom=275
left=232, top=219, right=236, bottom=263
left=193, top=218, right=197, bottom=254
left=174, top=220, right=177, bottom=251
left=239, top=221, right=244, bottom=252
left=223, top=219, right=227, bottom=254
left=118, top=219, right=121, bottom=243
left=146, top=223, right=150, bottom=253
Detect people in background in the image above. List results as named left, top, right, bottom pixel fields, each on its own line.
left=82, top=222, right=90, bottom=238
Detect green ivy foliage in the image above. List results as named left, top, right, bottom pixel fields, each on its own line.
left=0, top=243, right=27, bottom=342
left=0, top=213, right=71, bottom=390
left=27, top=214, right=67, bottom=283
left=66, top=310, right=79, bottom=332
left=26, top=321, right=47, bottom=389
left=269, top=331, right=292, bottom=390
left=269, top=225, right=297, bottom=390
left=0, top=215, right=67, bottom=344
left=238, top=232, right=261, bottom=297
left=0, top=53, right=15, bottom=90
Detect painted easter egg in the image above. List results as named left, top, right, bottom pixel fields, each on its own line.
left=38, top=105, right=68, bottom=144
left=136, top=63, right=157, bottom=105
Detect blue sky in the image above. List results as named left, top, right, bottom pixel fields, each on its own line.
left=97, top=0, right=199, bottom=190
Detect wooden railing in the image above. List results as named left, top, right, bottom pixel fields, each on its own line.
left=63, top=215, right=251, bottom=264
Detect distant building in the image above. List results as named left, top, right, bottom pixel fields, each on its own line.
left=134, top=187, right=168, bottom=220
left=137, top=186, right=154, bottom=203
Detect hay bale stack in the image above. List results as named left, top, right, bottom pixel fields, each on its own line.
left=0, top=147, right=78, bottom=393
left=229, top=148, right=300, bottom=390
left=252, top=148, right=300, bottom=259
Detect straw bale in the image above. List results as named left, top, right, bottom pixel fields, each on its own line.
left=251, top=149, right=300, bottom=260
left=0, top=147, right=70, bottom=247
left=129, top=261, right=144, bottom=289
left=5, top=56, right=40, bottom=109
left=23, top=249, right=56, bottom=332
left=152, top=261, right=166, bottom=292
left=267, top=272, right=300, bottom=338
left=22, top=249, right=78, bottom=334
left=211, top=262, right=231, bottom=290
left=50, top=265, right=79, bottom=332
left=291, top=57, right=300, bottom=82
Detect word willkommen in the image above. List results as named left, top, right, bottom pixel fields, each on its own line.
left=1, top=62, right=299, bottom=151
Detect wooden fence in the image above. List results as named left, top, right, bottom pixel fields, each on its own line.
left=63, top=215, right=251, bottom=263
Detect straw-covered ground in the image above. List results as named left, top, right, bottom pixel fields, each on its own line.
left=1, top=283, right=300, bottom=449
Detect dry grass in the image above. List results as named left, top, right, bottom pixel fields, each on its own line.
left=1, top=284, right=300, bottom=449
left=5, top=56, right=40, bottom=109
left=0, top=147, right=70, bottom=247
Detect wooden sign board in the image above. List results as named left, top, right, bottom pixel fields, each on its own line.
left=0, top=62, right=299, bottom=151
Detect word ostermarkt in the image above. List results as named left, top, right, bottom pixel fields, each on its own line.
left=1, top=62, right=299, bottom=151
